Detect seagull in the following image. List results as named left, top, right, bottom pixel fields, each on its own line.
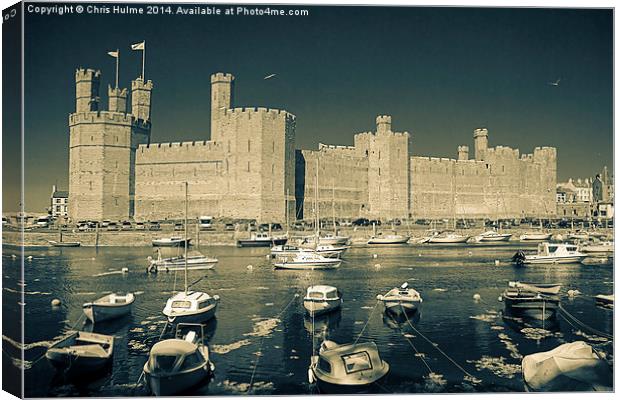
left=264, top=73, right=277, bottom=80
left=548, top=78, right=561, bottom=86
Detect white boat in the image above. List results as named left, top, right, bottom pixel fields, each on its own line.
left=148, top=249, right=218, bottom=273
left=152, top=237, right=191, bottom=247
left=377, top=282, right=423, bottom=316
left=143, top=324, right=215, bottom=396
left=83, top=293, right=135, bottom=323
left=513, top=243, right=587, bottom=265
left=502, top=287, right=560, bottom=320
left=271, top=244, right=303, bottom=258
left=508, top=281, right=562, bottom=295
left=567, top=231, right=589, bottom=240
left=46, top=331, right=114, bottom=376
left=319, top=234, right=350, bottom=246
left=237, top=232, right=288, bottom=247
left=520, top=232, right=553, bottom=241
left=274, top=250, right=341, bottom=270
left=303, top=285, right=342, bottom=316
left=272, top=244, right=347, bottom=259
left=367, top=233, right=410, bottom=245
left=579, top=241, right=614, bottom=254
left=477, top=230, right=512, bottom=242
left=308, top=340, right=389, bottom=392
left=594, top=294, right=614, bottom=307
left=522, top=341, right=612, bottom=391
left=427, top=231, right=470, bottom=244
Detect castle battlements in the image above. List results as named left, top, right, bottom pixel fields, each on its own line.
left=75, top=67, right=101, bottom=80
left=211, top=72, right=234, bottom=83
left=222, top=106, right=295, bottom=119
left=138, top=140, right=221, bottom=151
left=68, top=111, right=150, bottom=128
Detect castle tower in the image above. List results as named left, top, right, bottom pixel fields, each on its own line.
left=69, top=69, right=151, bottom=222
left=75, top=68, right=101, bottom=112
left=131, top=78, right=153, bottom=121
left=108, top=85, right=128, bottom=113
left=210, top=72, right=235, bottom=140
left=457, top=145, right=469, bottom=161
left=473, top=128, right=488, bottom=161
left=376, top=115, right=392, bottom=135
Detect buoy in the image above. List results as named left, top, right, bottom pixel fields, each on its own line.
left=26, top=256, right=33, bottom=261
left=91, top=257, right=96, bottom=261
left=11, top=254, right=16, bottom=259
left=266, top=255, right=270, bottom=260
left=374, top=263, right=381, bottom=268
left=468, top=251, right=473, bottom=256
left=247, top=264, right=253, bottom=270
left=121, top=267, right=129, bottom=273
left=294, top=293, right=300, bottom=298
left=473, top=293, right=481, bottom=301
left=567, top=289, right=581, bottom=297
left=495, top=260, right=500, bottom=266
left=51, top=299, right=61, bottom=307
left=498, top=296, right=503, bottom=302
left=418, top=253, right=422, bottom=257
left=372, top=254, right=378, bottom=259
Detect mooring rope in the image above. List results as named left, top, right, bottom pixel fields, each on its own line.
left=248, top=293, right=299, bottom=393
left=400, top=327, right=434, bottom=375
left=353, top=300, right=381, bottom=346
left=558, top=303, right=613, bottom=340
left=401, top=304, right=479, bottom=381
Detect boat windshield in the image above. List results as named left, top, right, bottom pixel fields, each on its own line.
left=341, top=351, right=373, bottom=374
left=318, top=357, right=332, bottom=373
left=548, top=246, right=558, bottom=253
left=179, top=352, right=203, bottom=370
left=171, top=301, right=192, bottom=309
left=149, top=355, right=179, bottom=373
left=308, top=292, right=324, bottom=299
left=325, top=290, right=338, bottom=299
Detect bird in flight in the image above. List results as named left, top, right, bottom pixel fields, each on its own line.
left=548, top=78, right=561, bottom=86
left=264, top=73, right=277, bottom=80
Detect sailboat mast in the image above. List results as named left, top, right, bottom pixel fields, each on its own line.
left=286, top=188, right=290, bottom=237
left=184, top=182, right=188, bottom=293
left=332, top=179, right=336, bottom=236
left=315, top=158, right=319, bottom=246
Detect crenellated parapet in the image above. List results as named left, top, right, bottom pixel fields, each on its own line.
left=222, top=106, right=296, bottom=120
left=69, top=111, right=151, bottom=130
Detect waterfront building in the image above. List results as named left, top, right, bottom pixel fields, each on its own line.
left=50, top=185, right=69, bottom=219
left=68, top=68, right=557, bottom=222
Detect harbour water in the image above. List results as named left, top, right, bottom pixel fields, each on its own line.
left=2, top=243, right=614, bottom=396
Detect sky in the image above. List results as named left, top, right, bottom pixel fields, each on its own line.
left=3, top=4, right=613, bottom=212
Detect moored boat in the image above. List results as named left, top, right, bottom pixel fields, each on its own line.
left=83, top=293, right=135, bottom=323
left=147, top=249, right=218, bottom=273
left=512, top=243, right=587, bottom=265
left=579, top=241, right=614, bottom=254
left=274, top=251, right=341, bottom=270
left=477, top=230, right=512, bottom=242
left=594, top=294, right=614, bottom=307
left=519, top=232, right=552, bottom=241
left=237, top=232, right=287, bottom=247
left=377, top=282, right=423, bottom=316
left=501, top=286, right=560, bottom=320
left=367, top=233, right=410, bottom=245
left=508, top=281, right=561, bottom=295
left=522, top=341, right=612, bottom=391
left=152, top=237, right=192, bottom=247
left=303, top=285, right=342, bottom=316
left=46, top=331, right=114, bottom=376
left=427, top=231, right=470, bottom=244
left=319, top=233, right=350, bottom=246
left=143, top=324, right=215, bottom=396
left=308, top=340, right=389, bottom=393
left=163, top=291, right=219, bottom=324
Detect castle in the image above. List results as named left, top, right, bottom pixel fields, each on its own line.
left=68, top=69, right=557, bottom=222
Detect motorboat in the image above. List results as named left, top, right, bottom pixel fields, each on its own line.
left=501, top=286, right=560, bottom=320
left=377, top=282, right=423, bottom=316
left=519, top=232, right=552, bottom=241
left=512, top=243, right=587, bottom=265
left=508, top=281, right=561, bottom=295
left=48, top=240, right=81, bottom=247
left=152, top=237, right=192, bottom=247
left=143, top=324, right=215, bottom=396
left=427, top=231, right=470, bottom=244
left=579, top=241, right=614, bottom=254
left=319, top=233, right=350, bottom=246
left=581, top=256, right=613, bottom=266
left=237, top=232, right=287, bottom=247
left=163, top=291, right=219, bottom=324
left=367, top=233, right=410, bottom=245
left=272, top=244, right=347, bottom=259
left=594, top=294, right=614, bottom=307
left=274, top=251, right=341, bottom=270
left=271, top=244, right=303, bottom=258
left=147, top=249, right=218, bottom=273
left=477, top=230, right=512, bottom=242
left=567, top=231, right=589, bottom=241
left=311, top=244, right=348, bottom=258
left=308, top=340, right=389, bottom=392
left=46, top=331, right=114, bottom=376
left=83, top=293, right=135, bottom=323
left=522, top=341, right=612, bottom=391
left=303, top=285, right=342, bottom=316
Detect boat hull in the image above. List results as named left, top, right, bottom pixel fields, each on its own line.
left=479, top=234, right=512, bottom=242
left=520, top=234, right=553, bottom=241
left=504, top=297, right=559, bottom=320
left=319, top=237, right=350, bottom=246
left=428, top=236, right=470, bottom=244
left=46, top=351, right=112, bottom=376
left=383, top=301, right=420, bottom=316
left=237, top=238, right=287, bottom=247
left=153, top=239, right=192, bottom=247
left=303, top=299, right=342, bottom=316
left=311, top=362, right=389, bottom=394
left=49, top=241, right=81, bottom=247
left=164, top=304, right=218, bottom=325
left=521, top=256, right=585, bottom=265
left=367, top=237, right=410, bottom=245
left=274, top=261, right=341, bottom=270
left=83, top=303, right=133, bottom=324
left=145, top=364, right=212, bottom=396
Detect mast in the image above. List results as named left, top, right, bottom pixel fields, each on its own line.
left=315, top=158, right=319, bottom=247
left=184, top=182, right=188, bottom=293
left=286, top=188, right=290, bottom=237
left=332, top=178, right=336, bottom=236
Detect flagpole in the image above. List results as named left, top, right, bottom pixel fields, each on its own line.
left=142, top=41, right=145, bottom=80
left=115, top=48, right=119, bottom=88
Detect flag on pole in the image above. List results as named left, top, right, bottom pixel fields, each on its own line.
left=131, top=41, right=145, bottom=51
left=107, top=50, right=119, bottom=58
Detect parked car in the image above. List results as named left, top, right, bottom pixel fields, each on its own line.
left=368, top=219, right=382, bottom=226
left=259, top=223, right=283, bottom=232
left=121, top=221, right=133, bottom=231
left=135, top=222, right=146, bottom=230
left=174, top=222, right=184, bottom=231
left=148, top=221, right=161, bottom=231
left=78, top=222, right=89, bottom=232
left=106, top=222, right=120, bottom=231
left=352, top=218, right=370, bottom=226
left=291, top=222, right=305, bottom=231
left=101, top=220, right=111, bottom=228
left=224, top=223, right=235, bottom=231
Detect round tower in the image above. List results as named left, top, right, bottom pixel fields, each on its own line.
left=376, top=115, right=392, bottom=135
left=75, top=68, right=101, bottom=112
left=210, top=72, right=235, bottom=140
left=473, top=128, right=488, bottom=161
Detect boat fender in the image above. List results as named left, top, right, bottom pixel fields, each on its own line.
left=497, top=296, right=503, bottom=302
left=51, top=299, right=61, bottom=307
left=494, top=260, right=500, bottom=266
left=294, top=293, right=300, bottom=298
left=209, top=362, right=216, bottom=372
left=122, top=267, right=129, bottom=274
left=376, top=295, right=384, bottom=301
left=308, top=368, right=315, bottom=384
left=374, top=263, right=381, bottom=268
left=213, top=295, right=220, bottom=301
left=247, top=264, right=253, bottom=270
left=373, top=254, right=378, bottom=259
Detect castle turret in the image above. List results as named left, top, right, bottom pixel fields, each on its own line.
left=473, top=128, right=488, bottom=161
left=210, top=72, right=235, bottom=139
left=131, top=77, right=153, bottom=121
left=75, top=68, right=101, bottom=112
left=108, top=85, right=128, bottom=113
left=376, top=115, right=392, bottom=135
left=457, top=145, right=469, bottom=161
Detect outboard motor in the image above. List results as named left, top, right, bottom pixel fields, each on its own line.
left=512, top=250, right=526, bottom=265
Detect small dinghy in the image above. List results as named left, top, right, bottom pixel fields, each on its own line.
left=594, top=294, right=614, bottom=308
left=427, top=231, right=470, bottom=244
left=303, top=285, right=342, bottom=316
left=46, top=331, right=114, bottom=376
left=377, top=282, right=423, bottom=316
left=83, top=293, right=135, bottom=323
left=522, top=341, right=612, bottom=391
left=163, top=291, right=219, bottom=324
left=48, top=240, right=81, bottom=247
left=308, top=340, right=389, bottom=393
left=508, top=281, right=561, bottom=296
left=501, top=284, right=560, bottom=320
left=143, top=324, right=215, bottom=396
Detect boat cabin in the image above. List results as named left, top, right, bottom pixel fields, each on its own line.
left=165, top=291, right=218, bottom=314
left=314, top=341, right=389, bottom=384
left=537, top=243, right=579, bottom=256
left=306, top=285, right=340, bottom=301
left=147, top=337, right=205, bottom=376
